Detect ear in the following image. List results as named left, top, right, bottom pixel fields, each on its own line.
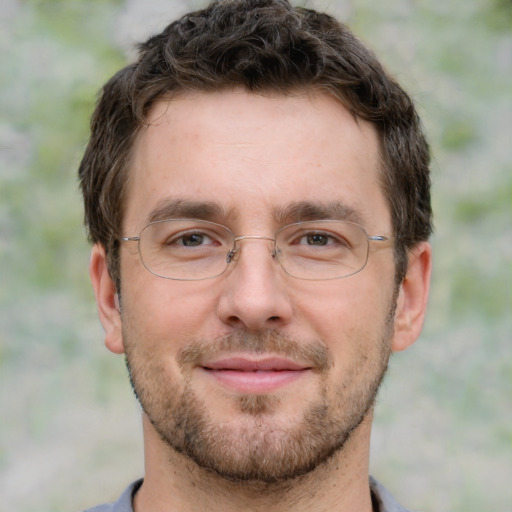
left=89, top=243, right=125, bottom=354
left=391, top=242, right=432, bottom=352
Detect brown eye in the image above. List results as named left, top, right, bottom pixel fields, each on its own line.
left=305, top=234, right=330, bottom=246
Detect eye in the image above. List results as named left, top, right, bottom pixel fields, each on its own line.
left=302, top=233, right=333, bottom=246
left=178, top=233, right=212, bottom=247
left=295, top=232, right=343, bottom=247
left=169, top=231, right=216, bottom=247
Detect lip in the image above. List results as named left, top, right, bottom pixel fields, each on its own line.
left=200, top=356, right=312, bottom=394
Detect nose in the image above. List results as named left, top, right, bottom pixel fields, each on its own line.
left=217, top=237, right=293, bottom=331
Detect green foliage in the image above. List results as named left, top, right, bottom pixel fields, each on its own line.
left=482, top=0, right=512, bottom=31
left=453, top=178, right=512, bottom=222
left=441, top=117, right=477, bottom=151
left=1, top=0, right=126, bottom=298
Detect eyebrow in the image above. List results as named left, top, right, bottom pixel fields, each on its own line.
left=273, top=201, right=365, bottom=225
left=146, top=199, right=234, bottom=225
left=145, top=198, right=364, bottom=227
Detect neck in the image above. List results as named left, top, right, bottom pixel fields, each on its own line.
left=134, top=413, right=375, bottom=512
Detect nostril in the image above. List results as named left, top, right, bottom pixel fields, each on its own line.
left=224, top=314, right=282, bottom=327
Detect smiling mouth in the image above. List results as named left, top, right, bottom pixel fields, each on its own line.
left=200, top=356, right=312, bottom=393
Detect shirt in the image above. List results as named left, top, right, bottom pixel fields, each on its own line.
left=82, top=476, right=413, bottom=512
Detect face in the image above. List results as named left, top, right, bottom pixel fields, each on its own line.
left=96, top=89, right=413, bottom=482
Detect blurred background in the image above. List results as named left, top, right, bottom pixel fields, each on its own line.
left=0, top=0, right=510, bottom=510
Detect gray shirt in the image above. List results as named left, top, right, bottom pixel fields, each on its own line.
left=82, top=477, right=413, bottom=511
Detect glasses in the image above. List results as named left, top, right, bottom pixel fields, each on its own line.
left=119, top=219, right=392, bottom=281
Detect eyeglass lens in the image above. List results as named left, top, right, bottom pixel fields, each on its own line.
left=137, top=219, right=371, bottom=281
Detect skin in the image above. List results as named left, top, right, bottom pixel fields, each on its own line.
left=90, top=89, right=431, bottom=512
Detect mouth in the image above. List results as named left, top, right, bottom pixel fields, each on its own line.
left=200, top=356, right=313, bottom=394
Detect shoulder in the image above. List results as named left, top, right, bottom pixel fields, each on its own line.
left=370, top=476, right=416, bottom=512
left=81, top=480, right=143, bottom=512
left=82, top=506, right=113, bottom=512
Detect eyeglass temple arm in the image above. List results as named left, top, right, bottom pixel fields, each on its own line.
left=368, top=235, right=392, bottom=242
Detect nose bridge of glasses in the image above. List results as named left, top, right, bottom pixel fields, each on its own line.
left=233, top=235, right=276, bottom=243
left=226, top=235, right=278, bottom=264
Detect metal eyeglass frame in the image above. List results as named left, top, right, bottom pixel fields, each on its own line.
left=119, top=218, right=393, bottom=281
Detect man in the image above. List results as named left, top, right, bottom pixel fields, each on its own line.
left=79, top=0, right=432, bottom=510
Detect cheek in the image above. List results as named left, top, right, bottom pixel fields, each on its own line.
left=121, top=274, right=219, bottom=349
left=293, top=274, right=395, bottom=341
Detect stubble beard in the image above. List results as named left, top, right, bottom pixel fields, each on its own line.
left=123, top=316, right=394, bottom=484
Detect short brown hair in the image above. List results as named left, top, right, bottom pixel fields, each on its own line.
left=79, top=0, right=432, bottom=287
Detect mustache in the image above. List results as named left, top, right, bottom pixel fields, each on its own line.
left=178, top=331, right=333, bottom=372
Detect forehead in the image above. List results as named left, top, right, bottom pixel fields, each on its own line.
left=125, top=89, right=389, bottom=232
